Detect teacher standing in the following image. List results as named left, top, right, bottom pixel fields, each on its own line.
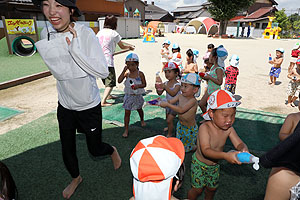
left=34, top=0, right=121, bottom=199
left=96, top=15, right=135, bottom=106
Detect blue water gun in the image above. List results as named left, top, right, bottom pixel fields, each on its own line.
left=236, top=152, right=260, bottom=170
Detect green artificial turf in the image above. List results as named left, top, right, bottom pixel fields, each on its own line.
left=0, top=37, right=47, bottom=83
left=101, top=91, right=284, bottom=152
left=0, top=111, right=272, bottom=200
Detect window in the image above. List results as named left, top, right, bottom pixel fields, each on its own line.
left=262, top=23, right=268, bottom=29
left=255, top=23, right=260, bottom=29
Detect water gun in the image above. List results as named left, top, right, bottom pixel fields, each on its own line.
left=143, top=97, right=162, bottom=107
left=129, top=80, right=135, bottom=89
left=236, top=152, right=260, bottom=170
left=269, top=54, right=272, bottom=62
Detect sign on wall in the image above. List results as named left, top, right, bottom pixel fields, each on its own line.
left=5, top=19, right=36, bottom=35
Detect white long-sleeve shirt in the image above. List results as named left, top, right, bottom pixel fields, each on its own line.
left=36, top=23, right=108, bottom=111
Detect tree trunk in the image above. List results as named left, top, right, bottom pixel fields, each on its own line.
left=219, top=20, right=228, bottom=35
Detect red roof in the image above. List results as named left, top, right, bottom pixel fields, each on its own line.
left=244, top=7, right=274, bottom=19
left=230, top=16, right=245, bottom=21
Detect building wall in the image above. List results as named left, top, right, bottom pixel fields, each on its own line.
left=77, top=0, right=124, bottom=21
left=125, top=0, right=145, bottom=23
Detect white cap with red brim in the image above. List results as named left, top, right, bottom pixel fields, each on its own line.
left=202, top=90, right=241, bottom=120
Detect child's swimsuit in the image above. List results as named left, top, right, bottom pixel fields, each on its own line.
left=191, top=153, right=220, bottom=189
left=269, top=66, right=281, bottom=78
left=165, top=81, right=181, bottom=116
left=123, top=71, right=145, bottom=110
left=207, top=66, right=224, bottom=95
left=176, top=121, right=198, bottom=152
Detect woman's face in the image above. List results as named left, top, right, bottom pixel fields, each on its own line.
left=42, top=0, right=72, bottom=32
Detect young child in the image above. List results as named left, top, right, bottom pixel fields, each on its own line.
left=269, top=48, right=284, bottom=85
left=287, top=58, right=300, bottom=107
left=161, top=39, right=171, bottom=72
left=288, top=42, right=300, bottom=73
left=199, top=45, right=228, bottom=114
left=129, top=135, right=185, bottom=200
left=156, top=62, right=181, bottom=137
left=159, top=73, right=200, bottom=152
left=200, top=58, right=213, bottom=95
left=203, top=44, right=214, bottom=68
left=0, top=161, right=17, bottom=200
left=183, top=49, right=198, bottom=74
left=224, top=54, right=240, bottom=94
left=117, top=53, right=146, bottom=138
left=169, top=43, right=183, bottom=72
left=188, top=90, right=249, bottom=200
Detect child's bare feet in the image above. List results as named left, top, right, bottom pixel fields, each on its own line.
left=101, top=102, right=113, bottom=107
left=111, top=146, right=122, bottom=170
left=163, top=127, right=168, bottom=132
left=141, top=121, right=146, bottom=127
left=268, top=82, right=273, bottom=85
left=122, top=130, right=128, bottom=138
left=62, top=175, right=82, bottom=199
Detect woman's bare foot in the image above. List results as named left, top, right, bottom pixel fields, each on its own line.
left=141, top=121, right=146, bottom=127
left=63, top=176, right=82, bottom=199
left=163, top=127, right=168, bottom=132
left=111, top=146, right=122, bottom=170
left=122, top=130, right=128, bottom=138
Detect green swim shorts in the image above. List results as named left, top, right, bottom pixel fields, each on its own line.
left=191, top=153, right=220, bottom=189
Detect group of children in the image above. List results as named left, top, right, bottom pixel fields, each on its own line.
left=114, top=40, right=248, bottom=199
left=267, top=42, right=300, bottom=108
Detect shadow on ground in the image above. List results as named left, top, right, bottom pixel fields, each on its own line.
left=0, top=106, right=281, bottom=199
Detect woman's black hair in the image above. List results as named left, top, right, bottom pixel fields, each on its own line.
left=104, top=15, right=118, bottom=30
left=186, top=49, right=194, bottom=60
left=0, top=162, right=18, bottom=200
left=171, top=163, right=185, bottom=192
left=208, top=44, right=214, bottom=49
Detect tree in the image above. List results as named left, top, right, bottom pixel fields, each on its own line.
left=274, top=9, right=292, bottom=32
left=208, top=0, right=255, bottom=35
left=294, top=20, right=300, bottom=31
left=289, top=13, right=300, bottom=31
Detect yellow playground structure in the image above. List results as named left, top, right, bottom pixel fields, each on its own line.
left=262, top=16, right=281, bottom=40
left=143, top=26, right=155, bottom=43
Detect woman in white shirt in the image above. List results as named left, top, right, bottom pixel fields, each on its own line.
left=34, top=0, right=121, bottom=198
left=96, top=15, right=135, bottom=106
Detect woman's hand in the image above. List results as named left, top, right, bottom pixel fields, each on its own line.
left=66, top=24, right=77, bottom=45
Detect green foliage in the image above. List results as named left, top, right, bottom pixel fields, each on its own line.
left=274, top=9, right=292, bottom=31
left=293, top=20, right=300, bottom=31
left=208, top=0, right=255, bottom=20
left=208, top=0, right=255, bottom=35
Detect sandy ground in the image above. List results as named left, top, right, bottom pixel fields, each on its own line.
left=0, top=33, right=298, bottom=135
